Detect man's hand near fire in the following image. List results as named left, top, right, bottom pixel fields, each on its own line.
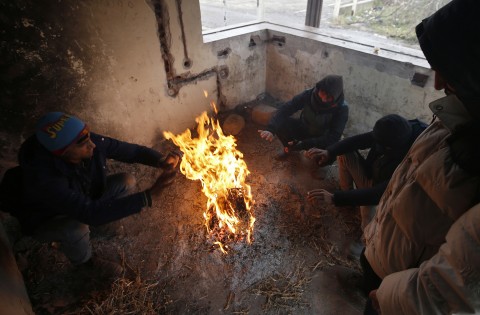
left=304, top=148, right=331, bottom=166
left=149, top=149, right=182, bottom=198
left=258, top=130, right=274, bottom=142
left=159, top=149, right=182, bottom=170
left=306, top=189, right=334, bottom=206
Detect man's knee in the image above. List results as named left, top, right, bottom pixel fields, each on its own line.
left=104, top=173, right=137, bottom=198
left=123, top=173, right=136, bottom=190
left=60, top=220, right=90, bottom=244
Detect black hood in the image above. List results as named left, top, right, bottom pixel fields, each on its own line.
left=311, top=75, right=344, bottom=110
left=373, top=114, right=412, bottom=154
left=415, top=0, right=480, bottom=119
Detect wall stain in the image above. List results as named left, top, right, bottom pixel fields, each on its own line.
left=149, top=0, right=225, bottom=104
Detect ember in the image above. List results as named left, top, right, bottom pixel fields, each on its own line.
left=164, top=108, right=255, bottom=253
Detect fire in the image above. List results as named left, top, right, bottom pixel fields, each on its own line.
left=163, top=106, right=255, bottom=253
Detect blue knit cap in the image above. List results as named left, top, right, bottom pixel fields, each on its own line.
left=35, top=112, right=87, bottom=155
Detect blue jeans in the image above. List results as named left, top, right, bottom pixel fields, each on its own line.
left=31, top=173, right=136, bottom=264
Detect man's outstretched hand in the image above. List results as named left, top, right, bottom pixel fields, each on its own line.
left=258, top=130, right=274, bottom=142
left=160, top=150, right=182, bottom=170
left=304, top=148, right=330, bottom=166
left=306, top=189, right=334, bottom=205
left=149, top=169, right=177, bottom=196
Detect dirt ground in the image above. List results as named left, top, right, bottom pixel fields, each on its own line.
left=4, top=115, right=367, bottom=315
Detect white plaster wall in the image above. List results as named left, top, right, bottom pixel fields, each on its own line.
left=66, top=0, right=265, bottom=146
left=68, top=0, right=214, bottom=144
left=265, top=31, right=444, bottom=136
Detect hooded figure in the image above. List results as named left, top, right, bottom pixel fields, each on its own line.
left=363, top=0, right=480, bottom=314
left=260, top=75, right=349, bottom=156
left=308, top=114, right=426, bottom=230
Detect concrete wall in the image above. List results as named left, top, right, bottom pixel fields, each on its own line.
left=0, top=0, right=266, bottom=175
left=0, top=0, right=442, bottom=171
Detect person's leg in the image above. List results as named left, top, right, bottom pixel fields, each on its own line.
left=101, top=173, right=136, bottom=200
left=275, top=118, right=309, bottom=148
left=337, top=151, right=372, bottom=190
left=360, top=205, right=377, bottom=230
left=32, top=216, right=91, bottom=265
left=361, top=248, right=382, bottom=315
left=360, top=248, right=382, bottom=295
left=337, top=152, right=376, bottom=228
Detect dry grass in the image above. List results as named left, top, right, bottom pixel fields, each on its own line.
left=78, top=276, right=164, bottom=315
left=250, top=265, right=312, bottom=313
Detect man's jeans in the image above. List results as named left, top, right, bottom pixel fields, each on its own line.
left=337, top=151, right=376, bottom=230
left=31, top=173, right=136, bottom=265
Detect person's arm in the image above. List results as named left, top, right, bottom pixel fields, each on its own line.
left=327, top=131, right=375, bottom=157
left=333, top=181, right=388, bottom=206
left=374, top=203, right=480, bottom=315
left=293, top=103, right=349, bottom=150
left=92, top=133, right=172, bottom=168
left=266, top=89, right=310, bottom=134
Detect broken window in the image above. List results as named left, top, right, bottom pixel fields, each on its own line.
left=200, top=0, right=453, bottom=52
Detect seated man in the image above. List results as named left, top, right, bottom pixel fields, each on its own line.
left=0, top=112, right=180, bottom=276
left=305, top=114, right=427, bottom=229
left=258, top=75, right=348, bottom=159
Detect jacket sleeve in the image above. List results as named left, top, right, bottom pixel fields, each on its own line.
left=34, top=173, right=150, bottom=226
left=376, top=203, right=480, bottom=315
left=92, top=133, right=166, bottom=167
left=299, top=103, right=349, bottom=150
left=333, top=181, right=387, bottom=206
left=266, top=90, right=310, bottom=133
left=327, top=132, right=375, bottom=157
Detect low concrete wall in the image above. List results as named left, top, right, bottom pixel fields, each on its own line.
left=265, top=28, right=442, bottom=136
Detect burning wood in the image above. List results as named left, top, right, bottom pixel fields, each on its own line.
left=164, top=110, right=255, bottom=253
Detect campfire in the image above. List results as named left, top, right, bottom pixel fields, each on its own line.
left=164, top=103, right=255, bottom=254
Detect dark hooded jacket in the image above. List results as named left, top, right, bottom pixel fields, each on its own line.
left=11, top=133, right=165, bottom=233
left=266, top=75, right=348, bottom=149
left=327, top=115, right=427, bottom=207
left=416, top=0, right=480, bottom=175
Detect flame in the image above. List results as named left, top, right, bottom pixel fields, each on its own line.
left=163, top=107, right=255, bottom=252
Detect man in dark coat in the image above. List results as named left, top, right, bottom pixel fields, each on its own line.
left=258, top=75, right=348, bottom=158
left=1, top=112, right=180, bottom=274
left=305, top=114, right=427, bottom=229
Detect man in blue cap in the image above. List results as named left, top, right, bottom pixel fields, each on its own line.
left=361, top=0, right=480, bottom=313
left=2, top=112, right=180, bottom=276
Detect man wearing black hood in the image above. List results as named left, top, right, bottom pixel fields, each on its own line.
left=305, top=114, right=427, bottom=230
left=258, top=75, right=348, bottom=158
left=362, top=0, right=480, bottom=314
